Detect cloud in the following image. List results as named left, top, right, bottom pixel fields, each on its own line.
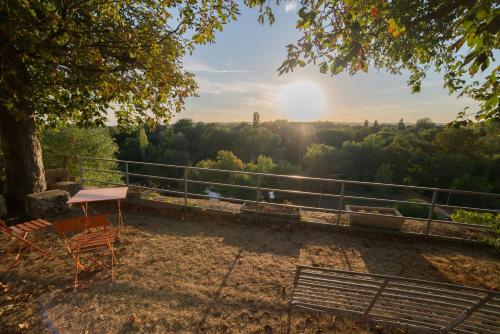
left=284, top=1, right=297, bottom=12
left=195, top=77, right=279, bottom=96
left=180, top=77, right=282, bottom=122
left=184, top=61, right=253, bottom=74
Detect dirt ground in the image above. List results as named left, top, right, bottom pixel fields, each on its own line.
left=1, top=206, right=499, bottom=334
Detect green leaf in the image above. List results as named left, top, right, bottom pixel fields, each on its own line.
left=319, top=61, right=328, bottom=73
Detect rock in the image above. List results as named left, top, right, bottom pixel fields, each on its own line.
left=0, top=194, right=7, bottom=217
left=49, top=181, right=81, bottom=196
left=45, top=168, right=72, bottom=187
left=25, top=189, right=70, bottom=218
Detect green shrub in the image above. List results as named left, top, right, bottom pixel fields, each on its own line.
left=451, top=209, right=500, bottom=231
left=395, top=198, right=437, bottom=219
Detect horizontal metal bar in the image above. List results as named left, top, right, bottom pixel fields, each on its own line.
left=298, top=278, right=475, bottom=308
left=435, top=203, right=500, bottom=214
left=78, top=156, right=500, bottom=198
left=242, top=200, right=339, bottom=214
left=301, top=270, right=486, bottom=301
left=83, top=167, right=500, bottom=217
left=126, top=172, right=182, bottom=183
left=259, top=186, right=341, bottom=198
left=82, top=157, right=184, bottom=170
left=430, top=219, right=492, bottom=229
left=187, top=179, right=256, bottom=190
left=82, top=167, right=125, bottom=175
left=297, top=267, right=500, bottom=295
left=186, top=192, right=250, bottom=204
left=345, top=195, right=429, bottom=206
left=83, top=178, right=183, bottom=196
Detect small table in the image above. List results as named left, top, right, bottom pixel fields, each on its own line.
left=67, top=187, right=128, bottom=229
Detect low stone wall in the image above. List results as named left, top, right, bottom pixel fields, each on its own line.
left=25, top=189, right=70, bottom=218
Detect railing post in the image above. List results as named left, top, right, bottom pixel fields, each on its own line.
left=425, top=190, right=438, bottom=235
left=337, top=182, right=345, bottom=225
left=256, top=174, right=261, bottom=218
left=77, top=155, right=84, bottom=186
left=125, top=162, right=130, bottom=185
left=183, top=167, right=188, bottom=211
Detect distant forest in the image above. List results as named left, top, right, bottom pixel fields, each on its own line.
left=1, top=118, right=498, bottom=198
left=109, top=118, right=500, bottom=194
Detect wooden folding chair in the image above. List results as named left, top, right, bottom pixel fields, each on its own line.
left=0, top=217, right=53, bottom=270
left=53, top=215, right=119, bottom=290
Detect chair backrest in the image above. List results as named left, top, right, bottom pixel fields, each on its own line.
left=54, top=215, right=110, bottom=237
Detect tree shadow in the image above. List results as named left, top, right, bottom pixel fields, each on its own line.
left=197, top=248, right=243, bottom=331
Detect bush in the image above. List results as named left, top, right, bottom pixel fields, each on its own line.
left=451, top=209, right=500, bottom=231
left=394, top=198, right=437, bottom=219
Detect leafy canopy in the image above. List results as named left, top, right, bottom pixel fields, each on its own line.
left=1, top=0, right=239, bottom=126
left=41, top=127, right=121, bottom=185
left=247, top=0, right=499, bottom=122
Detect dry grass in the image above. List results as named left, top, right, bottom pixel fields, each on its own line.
left=1, top=206, right=499, bottom=334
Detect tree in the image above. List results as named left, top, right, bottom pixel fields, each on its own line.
left=363, top=120, right=369, bottom=128
left=138, top=128, right=149, bottom=161
left=234, top=127, right=282, bottom=162
left=315, top=128, right=352, bottom=149
left=374, top=163, right=394, bottom=192
left=246, top=155, right=276, bottom=173
left=0, top=0, right=238, bottom=209
left=41, top=127, right=121, bottom=185
left=253, top=112, right=261, bottom=128
left=433, top=127, right=479, bottom=155
left=397, top=118, right=406, bottom=130
left=303, top=143, right=335, bottom=177
left=415, top=118, right=436, bottom=130
left=250, top=0, right=499, bottom=122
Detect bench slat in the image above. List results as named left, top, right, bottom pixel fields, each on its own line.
left=291, top=266, right=500, bottom=334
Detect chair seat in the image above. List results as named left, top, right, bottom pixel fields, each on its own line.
left=8, top=219, right=51, bottom=235
left=68, top=228, right=119, bottom=253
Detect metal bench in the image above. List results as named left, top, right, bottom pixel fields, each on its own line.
left=290, top=266, right=500, bottom=334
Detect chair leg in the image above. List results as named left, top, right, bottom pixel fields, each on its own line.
left=74, top=254, right=82, bottom=291
left=14, top=232, right=28, bottom=261
left=111, top=252, right=114, bottom=281
left=108, top=244, right=116, bottom=281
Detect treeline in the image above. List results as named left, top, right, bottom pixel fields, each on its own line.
left=1, top=119, right=497, bottom=200
left=109, top=118, right=500, bottom=194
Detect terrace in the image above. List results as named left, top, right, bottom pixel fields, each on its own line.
left=1, top=158, right=499, bottom=333
left=1, top=206, right=499, bottom=333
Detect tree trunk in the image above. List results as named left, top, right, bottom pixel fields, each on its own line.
left=0, top=109, right=46, bottom=211
left=0, top=42, right=46, bottom=212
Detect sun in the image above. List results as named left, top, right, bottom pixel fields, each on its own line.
left=279, top=81, right=326, bottom=121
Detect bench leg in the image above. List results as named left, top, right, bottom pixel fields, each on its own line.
left=287, top=302, right=294, bottom=334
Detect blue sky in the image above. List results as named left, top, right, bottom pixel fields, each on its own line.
left=177, top=2, right=478, bottom=124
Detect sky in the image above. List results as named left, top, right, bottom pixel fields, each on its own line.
left=175, top=2, right=479, bottom=124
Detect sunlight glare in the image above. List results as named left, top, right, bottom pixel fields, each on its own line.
left=279, top=81, right=326, bottom=121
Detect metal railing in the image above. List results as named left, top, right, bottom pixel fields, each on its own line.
left=291, top=266, right=500, bottom=334
left=77, top=156, right=500, bottom=238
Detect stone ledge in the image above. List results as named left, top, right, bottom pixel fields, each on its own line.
left=25, top=189, right=70, bottom=218
left=49, top=181, right=81, bottom=196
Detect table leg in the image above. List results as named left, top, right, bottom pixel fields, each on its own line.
left=117, top=200, right=124, bottom=229
left=81, top=203, right=88, bottom=219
